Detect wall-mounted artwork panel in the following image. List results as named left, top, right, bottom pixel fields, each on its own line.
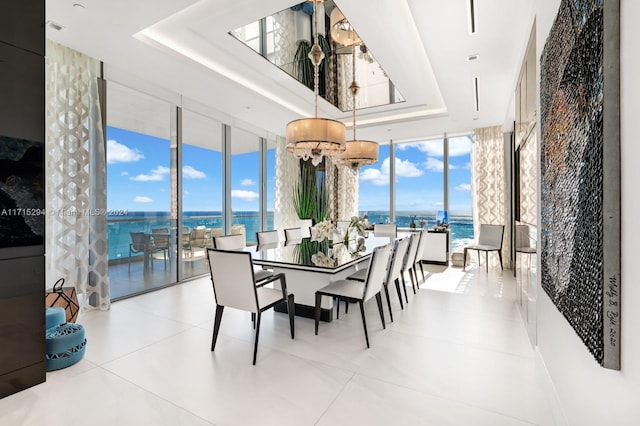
left=540, top=0, right=620, bottom=370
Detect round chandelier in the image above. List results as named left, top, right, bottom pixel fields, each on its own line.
left=286, top=0, right=346, bottom=166
left=334, top=43, right=378, bottom=170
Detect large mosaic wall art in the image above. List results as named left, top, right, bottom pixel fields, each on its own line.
left=540, top=0, right=620, bottom=369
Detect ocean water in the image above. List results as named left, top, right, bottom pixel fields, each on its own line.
left=107, top=211, right=271, bottom=262
left=108, top=211, right=474, bottom=261
left=361, top=211, right=475, bottom=252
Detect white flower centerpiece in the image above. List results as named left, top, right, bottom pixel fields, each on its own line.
left=344, top=216, right=367, bottom=256
left=310, top=219, right=335, bottom=242
left=311, top=251, right=336, bottom=267
left=309, top=220, right=336, bottom=267
left=344, top=216, right=366, bottom=244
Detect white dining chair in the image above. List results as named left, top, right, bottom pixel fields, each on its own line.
left=336, top=220, right=351, bottom=231
left=463, top=224, right=505, bottom=272
left=347, top=237, right=410, bottom=322
left=213, top=234, right=274, bottom=282
left=413, top=229, right=429, bottom=282
left=284, top=227, right=304, bottom=241
left=515, top=224, right=536, bottom=276
left=256, top=230, right=280, bottom=245
left=399, top=231, right=422, bottom=300
left=314, top=243, right=392, bottom=348
left=374, top=223, right=397, bottom=236
left=207, top=248, right=294, bottom=365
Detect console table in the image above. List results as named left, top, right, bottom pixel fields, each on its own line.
left=421, top=229, right=450, bottom=265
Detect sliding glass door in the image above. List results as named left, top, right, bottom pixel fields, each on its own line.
left=181, top=109, right=223, bottom=279
left=106, top=82, right=176, bottom=299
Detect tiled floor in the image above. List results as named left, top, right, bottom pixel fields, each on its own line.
left=1, top=263, right=554, bottom=425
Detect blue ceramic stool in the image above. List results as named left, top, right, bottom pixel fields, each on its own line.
left=45, top=323, right=87, bottom=371
left=46, top=307, right=66, bottom=330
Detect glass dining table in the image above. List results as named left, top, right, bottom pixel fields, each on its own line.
left=245, top=233, right=404, bottom=321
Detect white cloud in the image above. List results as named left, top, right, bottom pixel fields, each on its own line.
left=231, top=189, right=259, bottom=201
left=455, top=183, right=471, bottom=191
left=395, top=157, right=423, bottom=178
left=396, top=136, right=471, bottom=157
left=107, top=140, right=144, bottom=164
left=448, top=137, right=472, bottom=157
left=241, top=178, right=256, bottom=186
left=425, top=157, right=444, bottom=172
left=397, top=140, right=443, bottom=157
left=130, top=165, right=170, bottom=182
left=120, top=171, right=129, bottom=176
left=183, top=165, right=206, bottom=179
left=360, top=167, right=387, bottom=186
left=133, top=196, right=153, bottom=203
left=184, top=191, right=190, bottom=196
left=360, top=157, right=423, bottom=186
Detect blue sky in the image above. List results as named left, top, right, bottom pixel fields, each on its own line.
left=107, top=126, right=470, bottom=215
left=106, top=126, right=274, bottom=212
left=359, top=136, right=472, bottom=215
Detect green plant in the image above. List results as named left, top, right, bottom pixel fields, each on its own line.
left=293, top=34, right=332, bottom=92
left=315, top=173, right=329, bottom=222
left=293, top=40, right=313, bottom=89
left=293, top=161, right=316, bottom=220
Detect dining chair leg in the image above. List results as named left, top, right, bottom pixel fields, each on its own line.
left=419, top=261, right=425, bottom=283
left=485, top=251, right=489, bottom=272
left=400, top=275, right=409, bottom=305
left=252, top=312, right=262, bottom=365
left=383, top=284, right=394, bottom=322
left=287, top=294, right=295, bottom=339
left=335, top=297, right=340, bottom=320
left=314, top=292, right=322, bottom=335
left=498, top=250, right=503, bottom=270
left=463, top=248, right=467, bottom=271
left=251, top=312, right=256, bottom=328
left=375, top=293, right=386, bottom=329
left=409, top=268, right=417, bottom=295
left=212, top=304, right=224, bottom=351
left=395, top=278, right=404, bottom=309
left=359, top=300, right=370, bottom=349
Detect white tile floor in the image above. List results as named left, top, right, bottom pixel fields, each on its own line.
left=0, top=263, right=554, bottom=425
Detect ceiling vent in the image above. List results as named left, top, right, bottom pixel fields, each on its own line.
left=467, top=0, right=478, bottom=34
left=46, top=21, right=64, bottom=31
left=473, top=76, right=480, bottom=112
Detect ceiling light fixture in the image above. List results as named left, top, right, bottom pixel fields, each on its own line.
left=286, top=0, right=346, bottom=166
left=334, top=44, right=379, bottom=171
left=329, top=6, right=362, bottom=47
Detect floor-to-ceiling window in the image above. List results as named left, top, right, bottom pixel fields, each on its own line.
left=266, top=138, right=276, bottom=231
left=106, top=82, right=176, bottom=299
left=230, top=127, right=260, bottom=245
left=447, top=135, right=474, bottom=251
left=358, top=136, right=475, bottom=253
left=394, top=139, right=445, bottom=228
left=181, top=109, right=223, bottom=279
left=359, top=143, right=391, bottom=224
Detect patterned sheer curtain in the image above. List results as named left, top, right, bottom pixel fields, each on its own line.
left=274, top=135, right=300, bottom=232
left=326, top=157, right=359, bottom=222
left=46, top=40, right=110, bottom=312
left=471, top=125, right=509, bottom=267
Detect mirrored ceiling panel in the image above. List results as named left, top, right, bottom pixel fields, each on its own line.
left=230, top=1, right=404, bottom=112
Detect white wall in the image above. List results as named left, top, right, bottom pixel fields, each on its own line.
left=535, top=0, right=640, bottom=425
